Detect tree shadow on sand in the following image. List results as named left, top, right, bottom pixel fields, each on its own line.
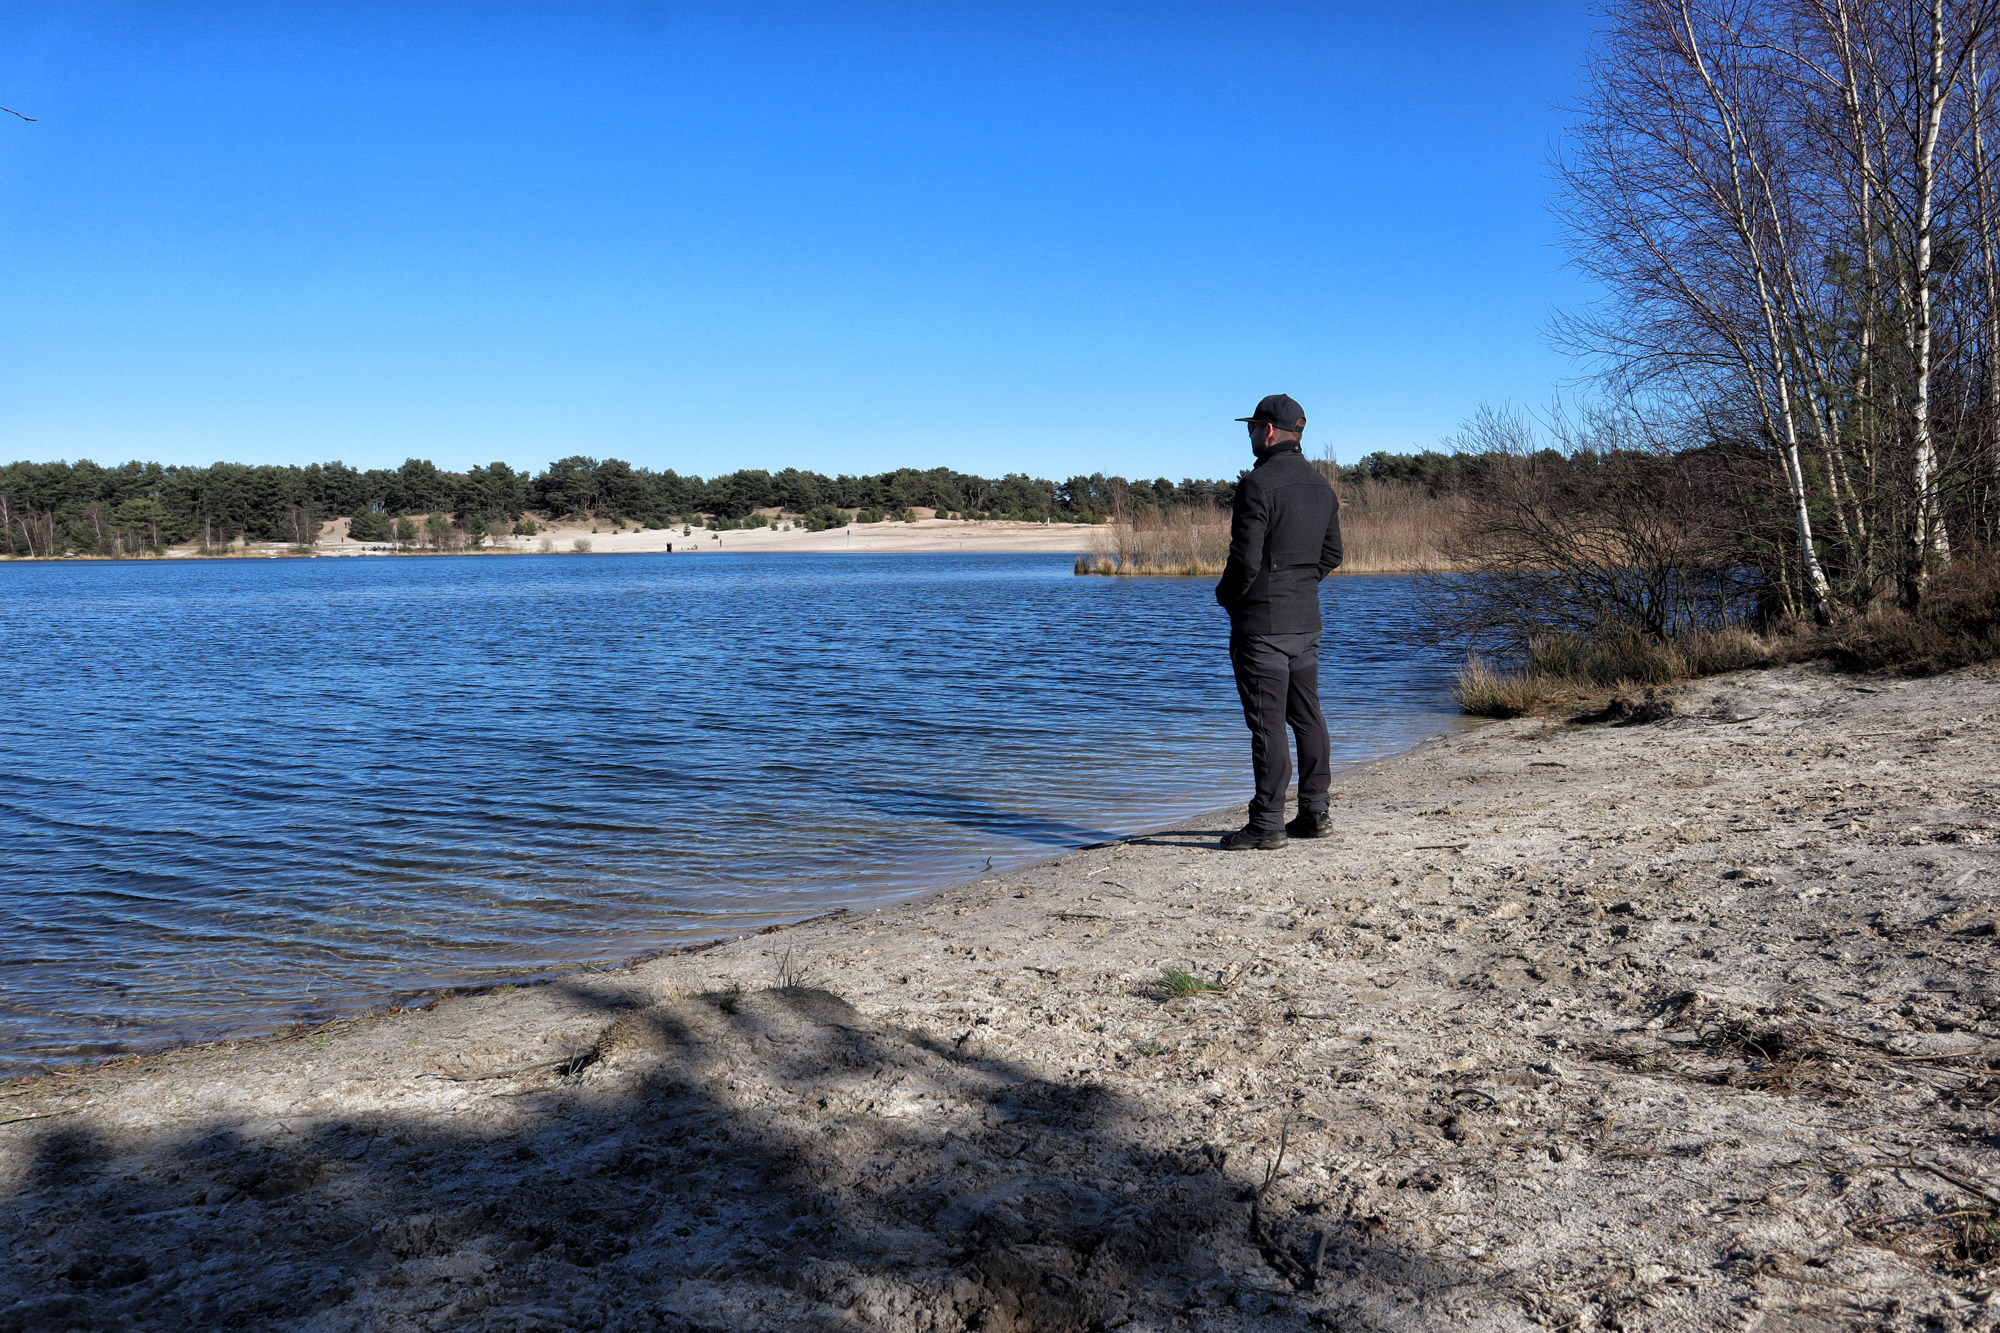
left=1, top=980, right=1492, bottom=1332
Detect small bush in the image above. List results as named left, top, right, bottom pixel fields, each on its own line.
left=512, top=518, right=537, bottom=537
left=1453, top=624, right=1782, bottom=717
left=1826, top=553, right=2000, bottom=673
left=855, top=507, right=887, bottom=525
left=572, top=538, right=592, bottom=553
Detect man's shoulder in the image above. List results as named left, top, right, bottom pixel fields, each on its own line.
left=1265, top=451, right=1327, bottom=486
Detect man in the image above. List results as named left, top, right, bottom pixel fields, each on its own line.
left=1214, top=393, right=1343, bottom=851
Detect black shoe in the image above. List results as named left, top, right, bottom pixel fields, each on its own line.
left=1286, top=809, right=1333, bottom=839
left=1218, top=825, right=1288, bottom=851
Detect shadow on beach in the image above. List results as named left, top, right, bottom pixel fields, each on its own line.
left=0, top=979, right=1484, bottom=1332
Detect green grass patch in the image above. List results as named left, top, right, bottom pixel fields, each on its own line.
left=1158, top=968, right=1228, bottom=1000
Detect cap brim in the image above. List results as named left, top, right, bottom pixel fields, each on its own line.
left=1234, top=416, right=1256, bottom=422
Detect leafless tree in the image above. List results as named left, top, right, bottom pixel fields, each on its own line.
left=1558, top=0, right=2000, bottom=614
left=283, top=504, right=318, bottom=549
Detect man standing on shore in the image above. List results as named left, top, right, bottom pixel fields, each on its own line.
left=1214, top=394, right=1343, bottom=851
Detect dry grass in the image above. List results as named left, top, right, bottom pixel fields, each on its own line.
left=1453, top=626, right=1782, bottom=718
left=1074, top=506, right=1230, bottom=576
left=1825, top=552, right=2000, bottom=673
left=1074, top=482, right=1468, bottom=577
left=1453, top=549, right=2000, bottom=718
left=1336, top=478, right=1467, bottom=574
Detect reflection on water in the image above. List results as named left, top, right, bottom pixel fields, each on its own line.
left=0, top=553, right=1464, bottom=1068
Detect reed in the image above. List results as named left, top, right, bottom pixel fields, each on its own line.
left=1074, top=506, right=1230, bottom=576
left=1073, top=481, right=1467, bottom=577
left=1335, top=479, right=1466, bottom=574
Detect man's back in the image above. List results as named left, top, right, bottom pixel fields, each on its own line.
left=1213, top=445, right=1343, bottom=636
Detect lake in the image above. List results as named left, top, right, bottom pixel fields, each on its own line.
left=0, top=553, right=1464, bottom=1070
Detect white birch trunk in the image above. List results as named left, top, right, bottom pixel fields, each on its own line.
left=1679, top=1, right=1834, bottom=620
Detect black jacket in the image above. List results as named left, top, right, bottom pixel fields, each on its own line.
left=1214, top=444, right=1343, bottom=634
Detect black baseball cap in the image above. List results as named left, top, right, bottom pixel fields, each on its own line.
left=1236, top=393, right=1306, bottom=430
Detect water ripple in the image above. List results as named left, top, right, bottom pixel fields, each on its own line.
left=0, top=553, right=1462, bottom=1068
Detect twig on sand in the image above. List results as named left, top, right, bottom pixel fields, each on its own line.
left=1888, top=1153, right=2000, bottom=1210
left=1249, top=1116, right=1315, bottom=1289
left=0, top=1108, right=76, bottom=1128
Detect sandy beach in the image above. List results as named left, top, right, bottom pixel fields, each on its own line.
left=3, top=662, right=1998, bottom=1331
left=255, top=516, right=1103, bottom=559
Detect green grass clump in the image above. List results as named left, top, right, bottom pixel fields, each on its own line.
left=1159, top=968, right=1227, bottom=1000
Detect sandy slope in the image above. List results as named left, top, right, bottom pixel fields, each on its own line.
left=4, top=663, right=2000, bottom=1332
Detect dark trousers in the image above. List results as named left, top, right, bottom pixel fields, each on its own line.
left=1229, top=631, right=1331, bottom=831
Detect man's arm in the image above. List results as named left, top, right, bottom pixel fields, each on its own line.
left=1317, top=487, right=1344, bottom=578
left=1215, top=476, right=1265, bottom=609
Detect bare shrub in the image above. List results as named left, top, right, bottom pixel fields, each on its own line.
left=1426, top=405, right=1751, bottom=655
left=572, top=537, right=593, bottom=554
left=1826, top=551, right=2000, bottom=672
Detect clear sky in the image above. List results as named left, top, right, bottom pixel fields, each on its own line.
left=0, top=2, right=1599, bottom=481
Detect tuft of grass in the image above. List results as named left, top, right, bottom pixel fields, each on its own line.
left=699, top=984, right=744, bottom=1015
left=773, top=946, right=812, bottom=991
left=1075, top=480, right=1467, bottom=578
left=1452, top=657, right=1560, bottom=718
left=1079, top=507, right=1231, bottom=577
left=1158, top=968, right=1229, bottom=1000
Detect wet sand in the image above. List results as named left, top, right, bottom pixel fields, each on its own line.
left=3, top=662, right=1998, bottom=1331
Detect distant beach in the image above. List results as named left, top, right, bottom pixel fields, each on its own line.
left=327, top=516, right=1098, bottom=557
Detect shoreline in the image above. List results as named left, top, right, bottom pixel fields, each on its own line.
left=5, top=661, right=1997, bottom=1329
left=1, top=746, right=1464, bottom=1076
left=0, top=516, right=1444, bottom=571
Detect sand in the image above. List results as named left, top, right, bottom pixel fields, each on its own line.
left=269, top=516, right=1103, bottom=559
left=4, top=661, right=1999, bottom=1332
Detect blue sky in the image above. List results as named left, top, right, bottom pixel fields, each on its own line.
left=0, top=2, right=1598, bottom=481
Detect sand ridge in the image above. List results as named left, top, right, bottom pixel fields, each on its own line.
left=3, top=662, right=1999, bottom=1331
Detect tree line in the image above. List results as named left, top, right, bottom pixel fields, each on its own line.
left=0, top=445, right=1594, bottom=558
left=0, top=455, right=1259, bottom=556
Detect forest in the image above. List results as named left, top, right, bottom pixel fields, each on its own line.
left=0, top=449, right=1493, bottom=557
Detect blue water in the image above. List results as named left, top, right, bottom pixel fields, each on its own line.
left=0, top=553, right=1463, bottom=1069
